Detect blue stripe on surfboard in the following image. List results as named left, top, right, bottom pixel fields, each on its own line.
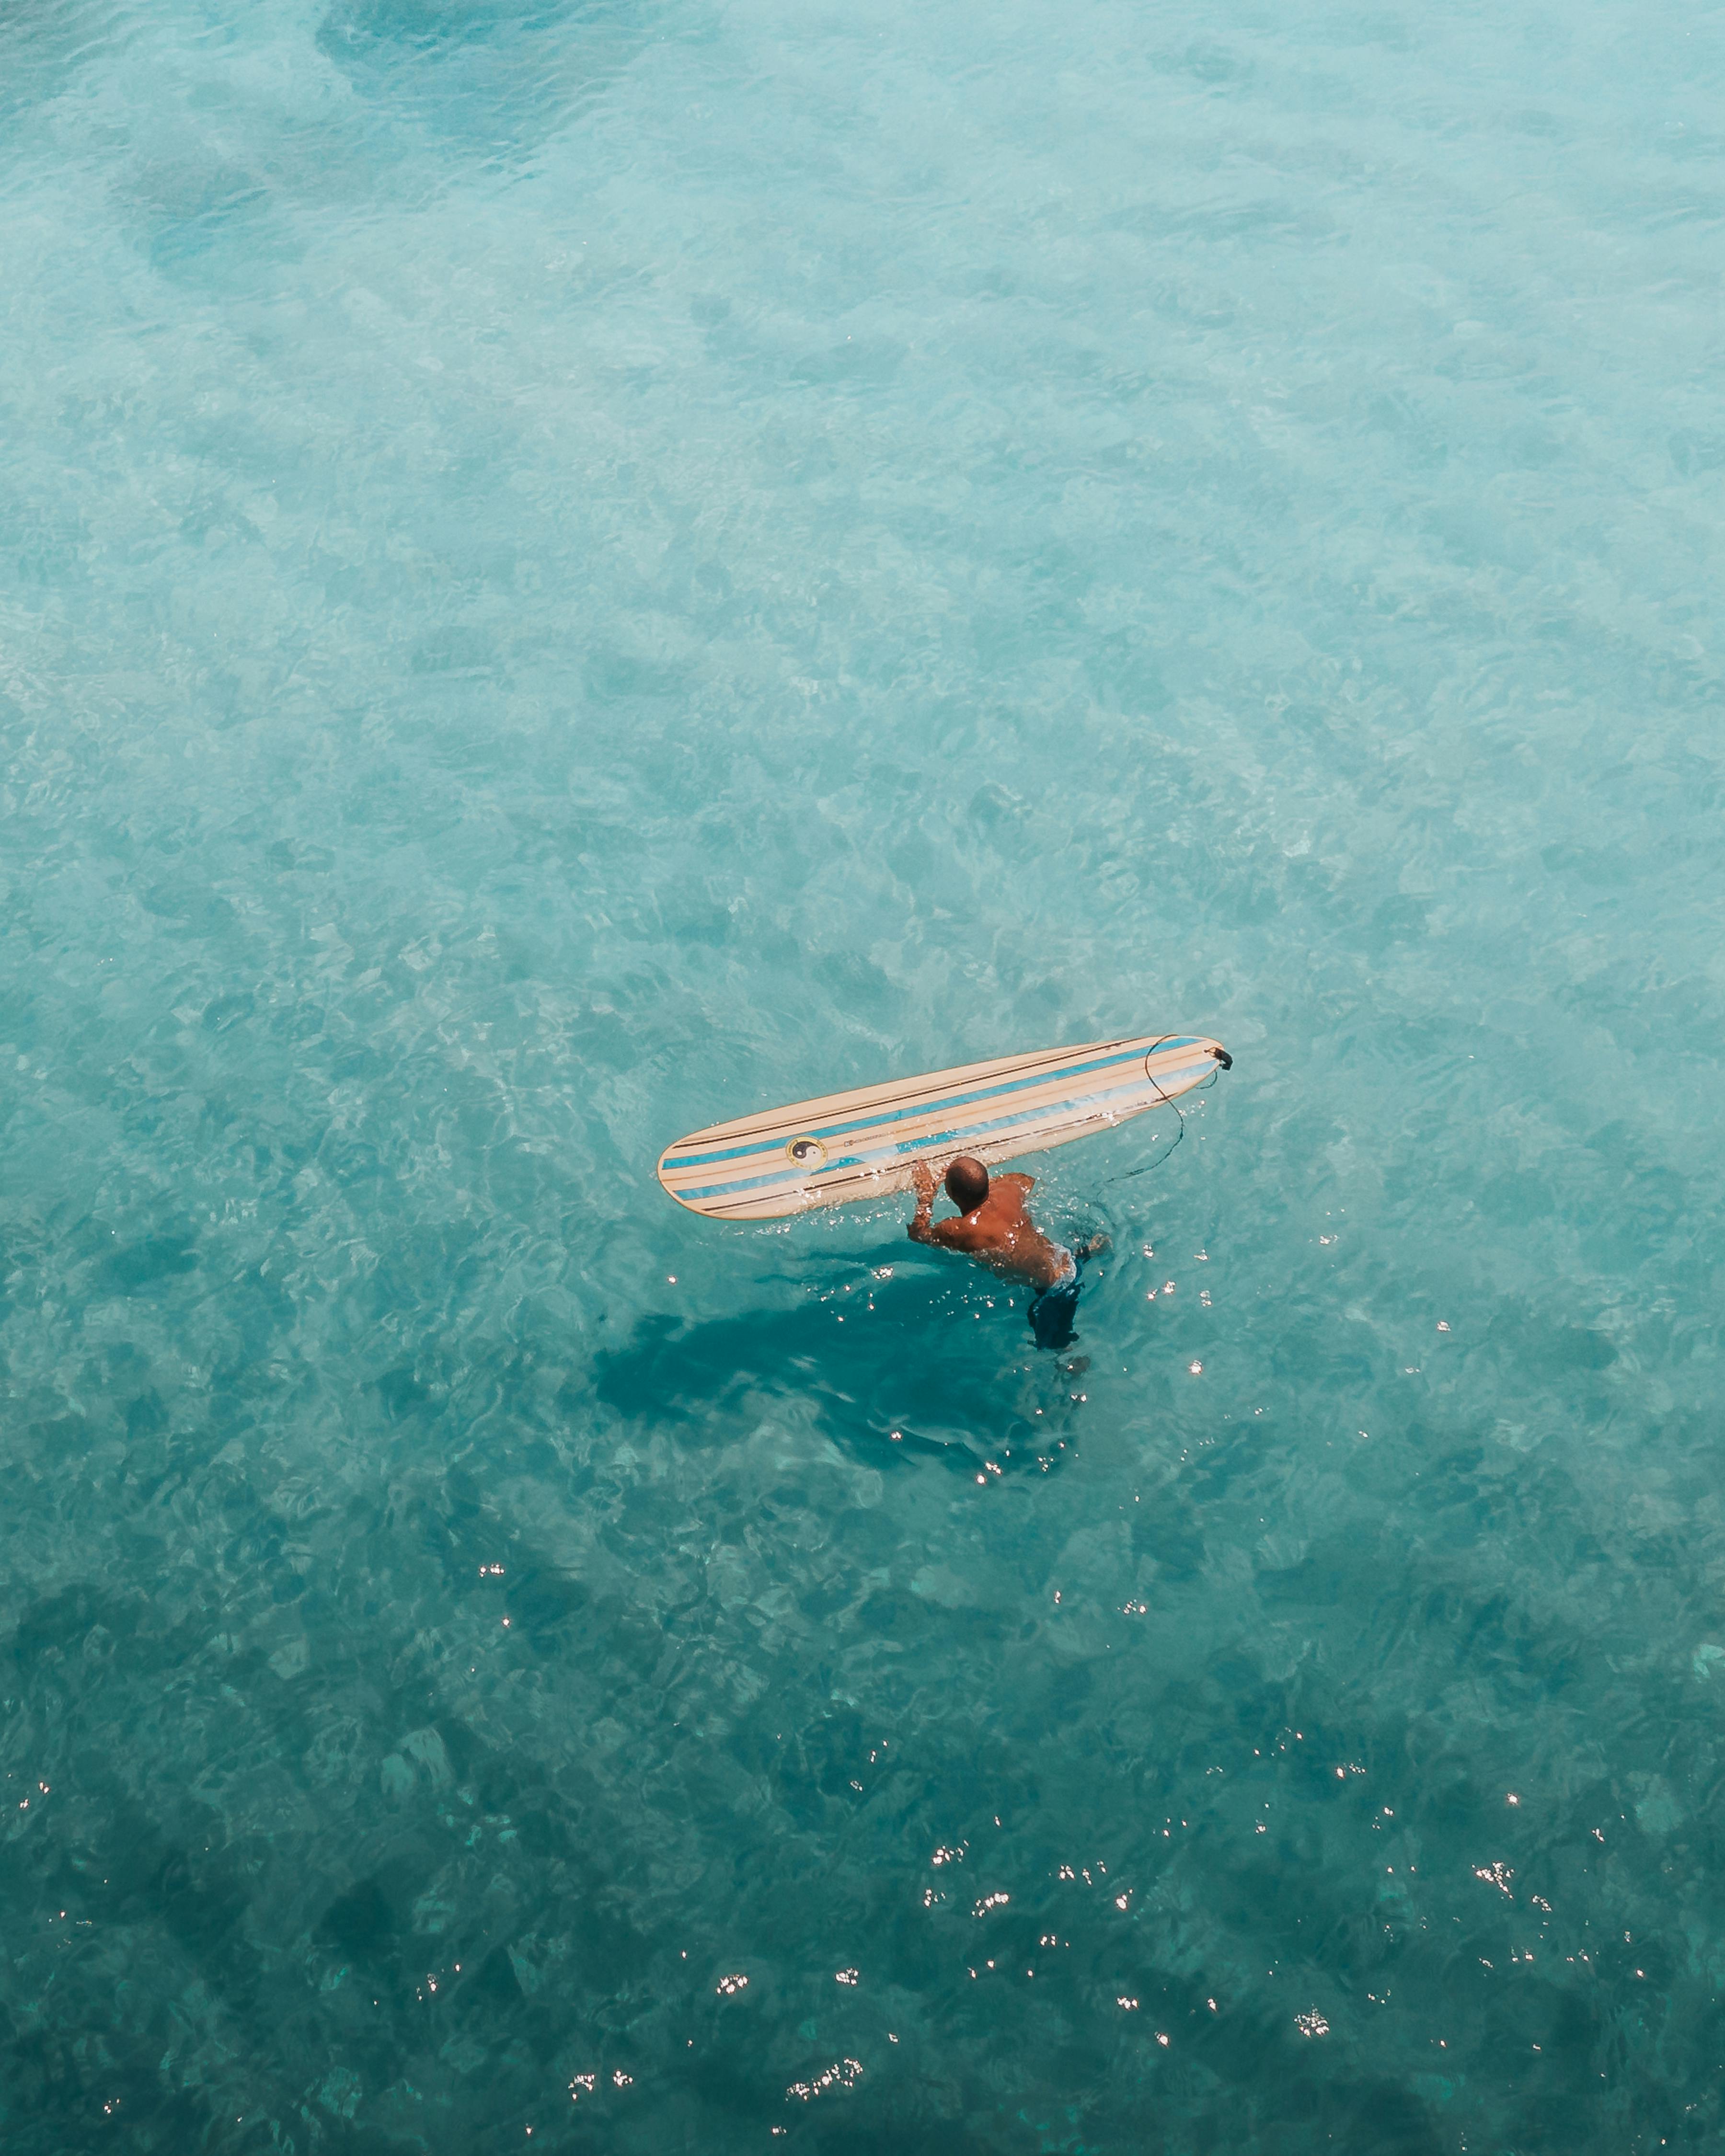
left=664, top=1040, right=1201, bottom=1171
left=673, top=1063, right=1212, bottom=1202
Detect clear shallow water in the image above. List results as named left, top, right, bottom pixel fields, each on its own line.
left=2, top=0, right=1723, bottom=2147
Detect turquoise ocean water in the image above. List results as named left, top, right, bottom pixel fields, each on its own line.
left=3, top=0, right=1723, bottom=2148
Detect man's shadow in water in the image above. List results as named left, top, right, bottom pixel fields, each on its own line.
left=592, top=1256, right=1093, bottom=1479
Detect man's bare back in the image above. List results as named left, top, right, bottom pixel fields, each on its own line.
left=908, top=1157, right=1067, bottom=1288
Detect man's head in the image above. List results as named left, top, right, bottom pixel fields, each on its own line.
left=944, top=1155, right=989, bottom=1213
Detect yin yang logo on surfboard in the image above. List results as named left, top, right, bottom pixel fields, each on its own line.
left=786, top=1135, right=828, bottom=1170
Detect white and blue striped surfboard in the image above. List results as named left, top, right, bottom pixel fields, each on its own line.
left=656, top=1032, right=1231, bottom=1220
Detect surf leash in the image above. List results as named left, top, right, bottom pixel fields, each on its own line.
left=1104, top=1036, right=1223, bottom=1186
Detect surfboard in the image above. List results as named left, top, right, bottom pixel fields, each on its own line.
left=656, top=1032, right=1231, bottom=1221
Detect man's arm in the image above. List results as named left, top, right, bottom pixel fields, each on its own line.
left=909, top=1164, right=979, bottom=1251
left=907, top=1160, right=939, bottom=1244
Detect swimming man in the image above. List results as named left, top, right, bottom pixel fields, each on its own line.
left=908, top=1155, right=1106, bottom=1351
